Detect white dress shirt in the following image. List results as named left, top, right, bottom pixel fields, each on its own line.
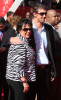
left=32, top=22, right=50, bottom=65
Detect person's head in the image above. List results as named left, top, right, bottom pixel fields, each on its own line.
left=10, top=15, right=22, bottom=31
left=7, top=11, right=14, bottom=22
left=17, top=18, right=32, bottom=39
left=57, top=13, right=61, bottom=23
left=46, top=9, right=58, bottom=26
left=33, top=4, right=47, bottom=23
left=30, top=8, right=33, bottom=14
left=26, top=12, right=31, bottom=20
left=0, top=17, right=5, bottom=31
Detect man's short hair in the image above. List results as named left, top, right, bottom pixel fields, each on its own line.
left=33, top=4, right=47, bottom=13
left=7, top=11, right=14, bottom=17
left=0, top=17, right=5, bottom=24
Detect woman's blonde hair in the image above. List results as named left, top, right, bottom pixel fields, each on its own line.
left=10, top=15, right=22, bottom=28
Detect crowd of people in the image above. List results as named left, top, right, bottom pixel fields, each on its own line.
left=23, top=0, right=61, bottom=9
left=0, top=2, right=61, bottom=100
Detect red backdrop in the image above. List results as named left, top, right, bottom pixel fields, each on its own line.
left=15, top=6, right=61, bottom=18
left=0, top=0, right=13, bottom=17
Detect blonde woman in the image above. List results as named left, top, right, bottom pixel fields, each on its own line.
left=10, top=15, right=22, bottom=32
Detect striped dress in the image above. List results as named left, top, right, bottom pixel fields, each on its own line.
left=6, top=34, right=36, bottom=82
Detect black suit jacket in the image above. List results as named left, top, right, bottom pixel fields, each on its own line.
left=0, top=27, right=16, bottom=47
left=45, top=23, right=61, bottom=76
left=30, top=23, right=56, bottom=77
left=44, top=24, right=56, bottom=77
left=0, top=27, right=16, bottom=77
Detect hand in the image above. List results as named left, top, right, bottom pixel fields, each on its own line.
left=23, top=82, right=29, bottom=93
left=10, top=37, right=23, bottom=44
left=20, top=77, right=29, bottom=93
left=51, top=77, right=55, bottom=82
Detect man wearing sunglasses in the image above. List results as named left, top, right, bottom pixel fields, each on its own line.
left=31, top=4, right=56, bottom=100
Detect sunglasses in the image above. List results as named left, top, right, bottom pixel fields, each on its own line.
left=37, top=12, right=47, bottom=16
left=22, top=28, right=32, bottom=31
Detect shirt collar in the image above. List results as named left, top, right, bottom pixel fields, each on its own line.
left=32, top=22, right=45, bottom=32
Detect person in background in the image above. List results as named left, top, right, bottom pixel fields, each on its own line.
left=6, top=18, right=36, bottom=100
left=46, top=9, right=58, bottom=29
left=5, top=11, right=14, bottom=29
left=56, top=13, right=61, bottom=38
left=25, top=12, right=31, bottom=20
left=46, top=9, right=61, bottom=100
left=10, top=15, right=22, bottom=33
left=46, top=9, right=61, bottom=44
left=46, top=9, right=61, bottom=40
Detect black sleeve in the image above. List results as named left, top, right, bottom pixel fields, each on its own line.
left=0, top=28, right=16, bottom=47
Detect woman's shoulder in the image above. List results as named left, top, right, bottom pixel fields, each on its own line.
left=10, top=43, right=25, bottom=49
left=8, top=44, right=26, bottom=55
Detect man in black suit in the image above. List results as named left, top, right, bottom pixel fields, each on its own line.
left=46, top=9, right=61, bottom=100
left=30, top=4, right=56, bottom=100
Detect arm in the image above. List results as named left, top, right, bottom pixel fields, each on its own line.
left=12, top=44, right=29, bottom=92
left=20, top=77, right=29, bottom=93
left=10, top=37, right=23, bottom=44
left=0, top=28, right=16, bottom=47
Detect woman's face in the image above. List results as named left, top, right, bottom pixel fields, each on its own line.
left=19, top=24, right=32, bottom=39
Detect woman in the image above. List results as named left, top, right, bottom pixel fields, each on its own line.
left=10, top=15, right=22, bottom=33
left=6, top=18, right=36, bottom=100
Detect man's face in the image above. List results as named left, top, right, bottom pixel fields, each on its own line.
left=0, top=23, right=5, bottom=31
left=34, top=9, right=47, bottom=23
left=49, top=12, right=58, bottom=26
left=26, top=12, right=30, bottom=19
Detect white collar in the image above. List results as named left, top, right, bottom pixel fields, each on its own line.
left=32, top=22, right=45, bottom=31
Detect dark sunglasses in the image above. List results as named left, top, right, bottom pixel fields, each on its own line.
left=22, top=28, right=32, bottom=31
left=37, top=12, right=47, bottom=16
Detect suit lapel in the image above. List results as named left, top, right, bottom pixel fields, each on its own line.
left=44, top=24, right=51, bottom=51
